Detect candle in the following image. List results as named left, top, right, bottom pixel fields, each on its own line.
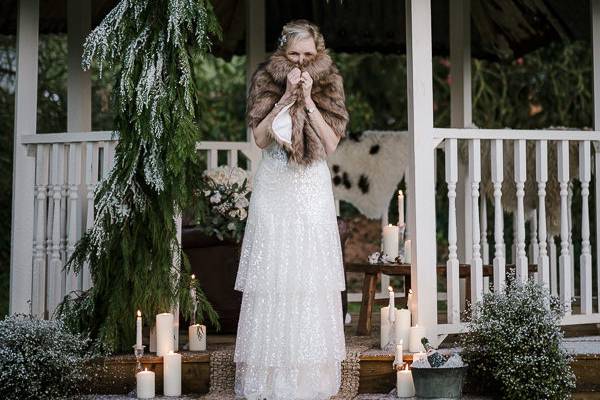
left=409, top=324, right=427, bottom=353
left=403, top=239, right=411, bottom=263
left=398, top=190, right=405, bottom=227
left=156, top=313, right=174, bottom=356
left=395, top=341, right=404, bottom=367
left=396, top=364, right=415, bottom=398
left=383, top=224, right=400, bottom=258
left=136, top=368, right=155, bottom=399
left=388, top=286, right=396, bottom=323
left=163, top=351, right=182, bottom=396
left=136, top=310, right=142, bottom=349
left=190, top=274, right=197, bottom=305
left=395, top=308, right=411, bottom=345
left=189, top=324, right=206, bottom=351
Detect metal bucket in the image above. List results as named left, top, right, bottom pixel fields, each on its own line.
left=411, top=366, right=468, bottom=399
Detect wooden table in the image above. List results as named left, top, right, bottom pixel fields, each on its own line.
left=345, top=261, right=534, bottom=336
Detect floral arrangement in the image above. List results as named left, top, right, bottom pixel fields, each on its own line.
left=0, top=314, right=98, bottom=399
left=367, top=251, right=399, bottom=264
left=196, top=165, right=252, bottom=243
left=460, top=275, right=576, bottom=399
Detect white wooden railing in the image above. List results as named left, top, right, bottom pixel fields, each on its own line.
left=434, top=127, right=600, bottom=334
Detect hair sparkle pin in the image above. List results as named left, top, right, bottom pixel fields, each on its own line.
left=277, top=33, right=288, bottom=48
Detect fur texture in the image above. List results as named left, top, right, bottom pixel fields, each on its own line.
left=246, top=49, right=349, bottom=165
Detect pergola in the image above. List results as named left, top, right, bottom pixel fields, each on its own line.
left=7, top=0, right=600, bottom=343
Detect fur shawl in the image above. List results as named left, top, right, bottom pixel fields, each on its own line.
left=246, top=49, right=349, bottom=165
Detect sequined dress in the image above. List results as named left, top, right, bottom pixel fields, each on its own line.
left=233, top=142, right=347, bottom=400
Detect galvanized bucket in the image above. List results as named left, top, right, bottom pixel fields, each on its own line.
left=411, top=366, right=468, bottom=399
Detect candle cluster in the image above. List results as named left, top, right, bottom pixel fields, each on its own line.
left=381, top=190, right=411, bottom=262
left=380, top=287, right=426, bottom=353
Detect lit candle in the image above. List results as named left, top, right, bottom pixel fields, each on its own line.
left=407, top=289, right=415, bottom=320
left=136, top=310, right=142, bottom=349
left=396, top=364, right=415, bottom=398
left=395, top=308, right=411, bottom=345
left=156, top=313, right=174, bottom=356
left=409, top=324, right=427, bottom=353
left=136, top=368, right=155, bottom=399
left=403, top=239, right=412, bottom=263
left=163, top=351, right=182, bottom=396
left=190, top=274, right=197, bottom=305
left=382, top=224, right=400, bottom=258
left=398, top=190, right=405, bottom=227
left=188, top=324, right=206, bottom=351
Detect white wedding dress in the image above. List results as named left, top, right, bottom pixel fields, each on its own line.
left=233, top=109, right=347, bottom=399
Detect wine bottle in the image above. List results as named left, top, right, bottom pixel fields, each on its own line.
left=421, top=337, right=447, bottom=367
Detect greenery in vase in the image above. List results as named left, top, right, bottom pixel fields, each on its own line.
left=63, top=0, right=221, bottom=352
left=195, top=165, right=251, bottom=243
left=460, top=275, right=576, bottom=399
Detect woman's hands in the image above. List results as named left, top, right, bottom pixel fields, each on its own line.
left=282, top=68, right=314, bottom=106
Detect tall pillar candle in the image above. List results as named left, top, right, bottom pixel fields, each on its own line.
left=189, top=324, right=206, bottom=351
left=396, top=364, right=415, bottom=398
left=383, top=224, right=400, bottom=258
left=136, top=310, right=143, bottom=349
left=395, top=308, right=411, bottom=345
left=156, top=313, right=174, bottom=356
left=136, top=368, right=155, bottom=399
left=163, top=351, right=182, bottom=396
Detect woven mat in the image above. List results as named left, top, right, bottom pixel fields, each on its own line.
left=199, top=335, right=379, bottom=400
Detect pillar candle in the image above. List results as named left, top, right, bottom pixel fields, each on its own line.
left=156, top=313, right=174, bottom=357
left=409, top=324, right=426, bottom=353
left=382, top=224, right=400, bottom=258
left=136, top=310, right=142, bottom=349
left=395, top=308, right=411, bottom=345
left=163, top=351, right=182, bottom=396
left=403, top=239, right=412, bottom=263
left=136, top=368, right=155, bottom=399
left=398, top=190, right=405, bottom=227
left=188, top=324, right=206, bottom=351
left=396, top=364, right=415, bottom=398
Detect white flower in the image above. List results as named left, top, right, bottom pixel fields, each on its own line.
left=235, top=197, right=249, bottom=209
left=238, top=209, right=247, bottom=220
left=227, top=222, right=236, bottom=231
left=229, top=210, right=238, bottom=218
left=209, top=192, right=221, bottom=204
left=368, top=251, right=381, bottom=264
left=203, top=190, right=211, bottom=197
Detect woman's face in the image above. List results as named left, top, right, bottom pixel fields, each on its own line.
left=285, top=37, right=317, bottom=65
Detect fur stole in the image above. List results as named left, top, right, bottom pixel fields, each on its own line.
left=246, top=49, right=349, bottom=165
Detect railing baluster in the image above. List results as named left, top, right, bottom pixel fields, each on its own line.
left=514, top=139, right=528, bottom=282
left=529, top=209, right=539, bottom=266
left=595, top=143, right=600, bottom=313
left=535, top=140, right=550, bottom=290
left=579, top=141, right=592, bottom=314
left=228, top=149, right=238, bottom=167
left=469, top=139, right=483, bottom=302
left=445, top=138, right=460, bottom=323
left=66, top=143, right=81, bottom=296
left=209, top=149, right=218, bottom=169
left=568, top=183, right=575, bottom=296
left=47, top=144, right=65, bottom=315
left=549, top=235, right=558, bottom=296
left=491, top=139, right=505, bottom=292
left=480, top=196, right=489, bottom=265
left=82, top=142, right=97, bottom=290
left=32, top=144, right=49, bottom=318
left=558, top=140, right=572, bottom=315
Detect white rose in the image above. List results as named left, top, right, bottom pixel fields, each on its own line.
left=227, top=222, right=236, bottom=231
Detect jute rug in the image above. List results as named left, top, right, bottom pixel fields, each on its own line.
left=199, top=335, right=379, bottom=400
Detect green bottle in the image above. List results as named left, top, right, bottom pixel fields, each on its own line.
left=421, top=337, right=447, bottom=367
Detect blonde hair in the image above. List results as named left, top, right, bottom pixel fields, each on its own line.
left=278, top=19, right=326, bottom=52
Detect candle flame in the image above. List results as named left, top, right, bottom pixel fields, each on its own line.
left=191, top=274, right=195, bottom=280
left=144, top=368, right=148, bottom=371
left=137, top=310, right=141, bottom=317
left=405, top=364, right=409, bottom=371
left=398, top=190, right=403, bottom=196
left=400, top=339, right=403, bottom=345
left=388, top=285, right=393, bottom=292
left=387, top=223, right=392, bottom=227
left=408, top=289, right=414, bottom=295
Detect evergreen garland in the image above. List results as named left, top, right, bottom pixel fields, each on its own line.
left=65, top=0, right=222, bottom=352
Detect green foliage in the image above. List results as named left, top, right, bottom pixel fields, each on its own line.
left=461, top=276, right=576, bottom=399
left=0, top=314, right=97, bottom=400
left=64, top=0, right=222, bottom=352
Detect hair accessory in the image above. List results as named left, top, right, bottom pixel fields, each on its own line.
left=277, top=33, right=288, bottom=48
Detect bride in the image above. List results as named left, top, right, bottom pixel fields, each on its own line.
left=233, top=19, right=349, bottom=400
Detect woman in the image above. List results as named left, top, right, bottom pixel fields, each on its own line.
left=233, top=20, right=349, bottom=400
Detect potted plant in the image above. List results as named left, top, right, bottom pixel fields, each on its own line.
left=182, top=166, right=251, bottom=333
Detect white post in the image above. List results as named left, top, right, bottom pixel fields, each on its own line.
left=529, top=209, right=539, bottom=266
left=10, top=0, right=39, bottom=315
left=514, top=140, right=528, bottom=282
left=558, top=141, right=572, bottom=315
left=450, top=0, right=472, bottom=265
left=406, top=0, right=438, bottom=340
left=491, top=140, right=505, bottom=292
left=445, top=139, right=460, bottom=324
left=579, top=141, right=592, bottom=314
left=536, top=140, right=550, bottom=290
left=591, top=0, right=600, bottom=313
left=468, top=139, right=483, bottom=302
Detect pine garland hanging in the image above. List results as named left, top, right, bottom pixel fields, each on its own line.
left=64, top=0, right=222, bottom=352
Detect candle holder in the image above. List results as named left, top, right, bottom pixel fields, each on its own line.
left=132, top=344, right=146, bottom=373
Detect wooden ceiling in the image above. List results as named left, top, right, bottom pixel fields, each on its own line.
left=0, top=0, right=591, bottom=60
